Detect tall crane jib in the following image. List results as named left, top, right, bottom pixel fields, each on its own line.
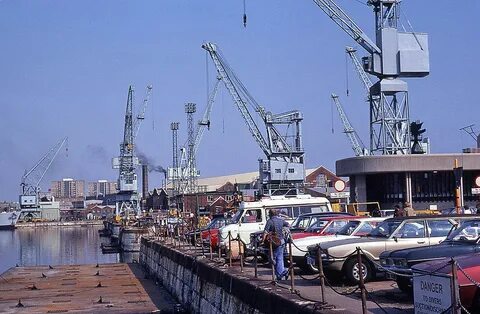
left=19, top=137, right=68, bottom=209
left=112, top=85, right=152, bottom=218
left=331, top=94, right=368, bottom=157
left=202, top=42, right=305, bottom=196
left=313, top=0, right=430, bottom=155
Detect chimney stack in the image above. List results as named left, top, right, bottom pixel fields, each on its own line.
left=142, top=164, right=148, bottom=211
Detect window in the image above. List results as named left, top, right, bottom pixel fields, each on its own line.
left=207, top=195, right=214, bottom=202
left=355, top=222, right=377, bottom=236
left=395, top=221, right=426, bottom=238
left=322, top=220, right=348, bottom=234
left=427, top=220, right=454, bottom=237
left=288, top=168, right=295, bottom=173
left=275, top=169, right=281, bottom=174
left=241, top=209, right=262, bottom=223
left=225, top=195, right=233, bottom=202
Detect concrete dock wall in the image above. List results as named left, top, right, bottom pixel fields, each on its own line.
left=140, top=238, right=314, bottom=314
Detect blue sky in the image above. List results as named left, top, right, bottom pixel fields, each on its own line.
left=0, top=0, right=478, bottom=201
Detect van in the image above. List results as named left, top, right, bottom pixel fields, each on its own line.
left=217, top=195, right=332, bottom=249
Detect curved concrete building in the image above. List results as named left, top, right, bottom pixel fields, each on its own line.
left=336, top=154, right=480, bottom=210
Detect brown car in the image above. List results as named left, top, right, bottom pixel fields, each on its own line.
left=307, top=215, right=478, bottom=283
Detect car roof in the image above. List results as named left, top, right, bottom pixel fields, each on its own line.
left=297, top=212, right=353, bottom=218
left=385, top=214, right=480, bottom=222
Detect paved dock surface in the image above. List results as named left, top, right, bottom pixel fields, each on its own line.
left=0, top=263, right=176, bottom=313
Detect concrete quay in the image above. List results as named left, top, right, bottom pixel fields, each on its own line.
left=0, top=263, right=177, bottom=313
left=140, top=237, right=414, bottom=314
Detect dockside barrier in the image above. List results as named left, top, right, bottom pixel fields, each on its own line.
left=140, top=237, right=322, bottom=314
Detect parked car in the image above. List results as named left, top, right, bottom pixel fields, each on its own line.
left=380, top=218, right=480, bottom=292
left=413, top=253, right=480, bottom=311
left=293, top=217, right=384, bottom=273
left=307, top=215, right=478, bottom=283
left=441, top=207, right=475, bottom=215
left=248, top=212, right=351, bottom=259
left=289, top=212, right=353, bottom=233
left=201, top=217, right=232, bottom=249
left=218, top=195, right=332, bottom=250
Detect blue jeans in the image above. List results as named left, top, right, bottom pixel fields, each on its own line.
left=272, top=240, right=287, bottom=280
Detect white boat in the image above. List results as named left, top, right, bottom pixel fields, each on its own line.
left=0, top=211, right=20, bottom=229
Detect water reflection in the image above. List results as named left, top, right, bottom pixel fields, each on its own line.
left=0, top=225, right=120, bottom=274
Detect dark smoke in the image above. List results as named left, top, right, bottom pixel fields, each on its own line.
left=136, top=150, right=154, bottom=166
left=150, top=165, right=166, bottom=174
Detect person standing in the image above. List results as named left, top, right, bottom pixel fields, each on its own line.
left=393, top=204, right=405, bottom=217
left=263, top=208, right=289, bottom=280
left=404, top=202, right=416, bottom=216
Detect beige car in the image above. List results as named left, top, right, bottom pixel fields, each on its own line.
left=307, top=215, right=476, bottom=283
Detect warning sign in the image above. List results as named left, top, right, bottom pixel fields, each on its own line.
left=413, top=273, right=454, bottom=314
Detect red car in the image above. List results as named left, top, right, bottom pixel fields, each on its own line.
left=200, top=217, right=232, bottom=249
left=413, top=253, right=480, bottom=310
left=292, top=216, right=364, bottom=240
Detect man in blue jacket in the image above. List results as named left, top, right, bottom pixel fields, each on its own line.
left=263, top=208, right=289, bottom=280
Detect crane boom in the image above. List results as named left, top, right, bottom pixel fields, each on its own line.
left=202, top=42, right=305, bottom=196
left=202, top=42, right=272, bottom=157
left=331, top=94, right=367, bottom=157
left=20, top=137, right=68, bottom=207
left=346, top=46, right=373, bottom=93
left=312, top=0, right=381, bottom=55
left=134, top=85, right=153, bottom=139
left=194, top=76, right=221, bottom=156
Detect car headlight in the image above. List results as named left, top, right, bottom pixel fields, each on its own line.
left=393, top=258, right=408, bottom=268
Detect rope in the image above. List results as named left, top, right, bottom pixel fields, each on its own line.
left=323, top=275, right=360, bottom=296
left=457, top=264, right=480, bottom=288
left=364, top=289, right=388, bottom=314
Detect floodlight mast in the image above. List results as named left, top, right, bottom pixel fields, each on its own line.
left=313, top=0, right=430, bottom=155
left=202, top=42, right=305, bottom=196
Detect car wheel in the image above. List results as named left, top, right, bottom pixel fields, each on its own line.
left=344, top=257, right=372, bottom=284
left=298, top=260, right=319, bottom=274
left=396, top=277, right=412, bottom=294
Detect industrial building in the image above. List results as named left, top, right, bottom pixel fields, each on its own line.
left=337, top=153, right=480, bottom=211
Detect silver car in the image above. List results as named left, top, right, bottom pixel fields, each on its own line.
left=307, top=215, right=474, bottom=283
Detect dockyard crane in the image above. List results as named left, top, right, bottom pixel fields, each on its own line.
left=112, top=85, right=153, bottom=218
left=312, top=0, right=430, bottom=155
left=202, top=42, right=305, bottom=196
left=331, top=94, right=368, bottom=157
left=20, top=137, right=68, bottom=210
left=169, top=77, right=222, bottom=195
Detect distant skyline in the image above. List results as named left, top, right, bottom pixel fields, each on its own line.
left=1, top=0, right=479, bottom=201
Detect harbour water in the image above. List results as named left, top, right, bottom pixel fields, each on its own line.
left=0, top=225, right=121, bottom=274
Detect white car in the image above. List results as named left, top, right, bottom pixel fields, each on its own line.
left=292, top=217, right=385, bottom=273
left=218, top=195, right=332, bottom=249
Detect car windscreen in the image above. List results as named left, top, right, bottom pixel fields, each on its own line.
left=446, top=220, right=480, bottom=243
left=291, top=216, right=311, bottom=229
left=231, top=210, right=243, bottom=223
left=305, top=219, right=329, bottom=233
left=337, top=220, right=360, bottom=235
left=368, top=220, right=402, bottom=238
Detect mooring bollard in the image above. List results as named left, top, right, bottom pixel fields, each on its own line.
left=269, top=240, right=275, bottom=282
left=228, top=231, right=232, bottom=267
left=356, top=247, right=367, bottom=314
left=254, top=237, right=258, bottom=278
left=317, top=247, right=326, bottom=304
left=237, top=234, right=244, bottom=273
left=288, top=240, right=294, bottom=293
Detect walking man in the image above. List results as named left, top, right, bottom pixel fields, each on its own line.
left=404, top=202, right=416, bottom=216
left=263, top=208, right=289, bottom=280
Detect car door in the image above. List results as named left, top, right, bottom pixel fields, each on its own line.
left=386, top=220, right=428, bottom=252
left=426, top=219, right=456, bottom=245
left=238, top=208, right=264, bottom=244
